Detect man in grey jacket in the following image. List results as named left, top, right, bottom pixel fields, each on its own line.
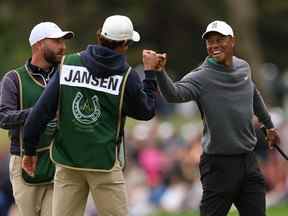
left=155, top=20, right=280, bottom=216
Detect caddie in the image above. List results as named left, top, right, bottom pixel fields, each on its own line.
left=0, top=21, right=73, bottom=216
left=22, top=15, right=161, bottom=216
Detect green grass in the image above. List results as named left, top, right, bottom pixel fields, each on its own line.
left=266, top=204, right=288, bottom=216
left=152, top=203, right=288, bottom=216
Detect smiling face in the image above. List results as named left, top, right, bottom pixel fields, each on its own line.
left=205, top=32, right=235, bottom=67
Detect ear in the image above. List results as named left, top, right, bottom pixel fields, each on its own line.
left=31, top=42, right=41, bottom=53
left=231, top=36, right=236, bottom=48
left=33, top=41, right=44, bottom=50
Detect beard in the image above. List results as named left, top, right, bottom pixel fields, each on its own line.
left=43, top=47, right=64, bottom=65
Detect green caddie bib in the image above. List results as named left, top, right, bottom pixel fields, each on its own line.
left=15, top=65, right=56, bottom=185
left=51, top=53, right=130, bottom=171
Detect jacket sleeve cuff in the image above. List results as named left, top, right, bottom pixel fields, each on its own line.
left=24, top=148, right=37, bottom=156
left=264, top=120, right=275, bottom=129
left=144, top=70, right=157, bottom=80
left=23, top=143, right=37, bottom=156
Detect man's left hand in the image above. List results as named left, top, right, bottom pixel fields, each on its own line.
left=22, top=155, right=37, bottom=177
left=266, top=128, right=280, bottom=149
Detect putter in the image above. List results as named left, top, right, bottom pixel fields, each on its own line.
left=260, top=126, right=288, bottom=160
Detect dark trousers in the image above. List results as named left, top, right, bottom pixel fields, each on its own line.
left=199, top=152, right=266, bottom=216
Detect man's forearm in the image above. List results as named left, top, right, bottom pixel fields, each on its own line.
left=253, top=88, right=274, bottom=128
left=156, top=72, right=197, bottom=103
left=156, top=72, right=180, bottom=102
left=0, top=71, right=31, bottom=129
left=124, top=70, right=157, bottom=120
left=0, top=108, right=31, bottom=129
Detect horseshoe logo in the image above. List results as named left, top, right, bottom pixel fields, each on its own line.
left=72, top=92, right=101, bottom=125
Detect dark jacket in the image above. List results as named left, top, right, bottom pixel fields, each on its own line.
left=0, top=60, right=56, bottom=155
left=23, top=45, right=158, bottom=155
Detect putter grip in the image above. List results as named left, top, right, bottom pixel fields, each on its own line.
left=260, top=126, right=288, bottom=160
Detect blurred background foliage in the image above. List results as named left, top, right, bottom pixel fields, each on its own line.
left=0, top=0, right=288, bottom=97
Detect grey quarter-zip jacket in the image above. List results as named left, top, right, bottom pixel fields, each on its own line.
left=156, top=56, right=274, bottom=155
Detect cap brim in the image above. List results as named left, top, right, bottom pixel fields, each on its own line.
left=202, top=30, right=232, bottom=39
left=202, top=31, right=219, bottom=39
left=202, top=31, right=209, bottom=39
left=132, top=31, right=140, bottom=42
left=48, top=31, right=74, bottom=40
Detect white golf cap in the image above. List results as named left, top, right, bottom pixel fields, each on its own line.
left=202, top=20, right=234, bottom=39
left=29, top=22, right=74, bottom=46
left=101, top=15, right=140, bottom=42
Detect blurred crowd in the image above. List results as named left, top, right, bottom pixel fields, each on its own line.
left=2, top=102, right=288, bottom=216
left=123, top=106, right=288, bottom=215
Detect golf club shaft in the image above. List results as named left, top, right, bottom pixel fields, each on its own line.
left=260, top=126, right=288, bottom=160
